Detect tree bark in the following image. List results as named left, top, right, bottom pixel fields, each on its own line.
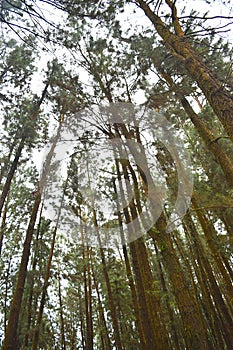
left=2, top=192, right=41, bottom=350
left=23, top=204, right=44, bottom=349
left=112, top=177, right=145, bottom=350
left=183, top=212, right=230, bottom=349
left=86, top=156, right=123, bottom=350
left=0, top=81, right=50, bottom=219
left=32, top=173, right=68, bottom=350
left=58, top=274, right=67, bottom=350
left=3, top=114, right=62, bottom=350
left=192, top=194, right=233, bottom=307
left=156, top=66, right=233, bottom=186
left=135, top=0, right=233, bottom=142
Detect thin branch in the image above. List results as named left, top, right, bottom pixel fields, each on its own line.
left=185, top=22, right=233, bottom=36
left=180, top=15, right=233, bottom=20
left=210, top=136, right=230, bottom=143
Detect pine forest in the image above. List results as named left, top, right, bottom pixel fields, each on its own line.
left=0, top=0, right=233, bottom=349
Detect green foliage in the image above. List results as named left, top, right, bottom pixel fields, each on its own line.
left=0, top=1, right=233, bottom=349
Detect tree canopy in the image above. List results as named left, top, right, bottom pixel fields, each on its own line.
left=0, top=1, right=233, bottom=349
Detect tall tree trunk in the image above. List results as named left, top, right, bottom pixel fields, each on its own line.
left=91, top=259, right=112, bottom=350
left=150, top=214, right=211, bottom=350
left=0, top=195, right=8, bottom=256
left=93, top=211, right=123, bottom=350
left=58, top=274, right=67, bottom=350
left=135, top=0, right=233, bottom=142
left=156, top=66, right=233, bottom=186
left=192, top=194, right=233, bottom=307
left=3, top=115, right=62, bottom=350
left=0, top=142, right=15, bottom=185
left=115, top=153, right=169, bottom=350
left=183, top=212, right=229, bottom=349
left=0, top=139, right=25, bottom=218
left=154, top=135, right=232, bottom=348
left=86, top=157, right=123, bottom=350
left=3, top=260, right=12, bottom=337
left=188, top=213, right=233, bottom=348
left=112, top=178, right=145, bottom=350
left=2, top=192, right=41, bottom=350
left=153, top=240, right=181, bottom=350
left=32, top=173, right=68, bottom=350
left=23, top=203, right=44, bottom=349
left=0, top=82, right=50, bottom=219
left=81, top=239, right=93, bottom=350
left=126, top=124, right=211, bottom=349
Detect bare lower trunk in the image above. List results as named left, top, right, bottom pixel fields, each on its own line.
left=2, top=193, right=41, bottom=350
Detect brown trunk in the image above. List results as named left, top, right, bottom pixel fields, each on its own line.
left=0, top=196, right=8, bottom=256
left=94, top=214, right=123, bottom=350
left=91, top=259, right=112, bottom=350
left=58, top=274, right=67, bottom=350
left=156, top=66, right=233, bottom=186
left=0, top=142, right=15, bottom=185
left=0, top=139, right=25, bottom=219
left=150, top=214, right=211, bottom=350
left=2, top=192, right=41, bottom=350
left=120, top=120, right=211, bottom=349
left=114, top=121, right=210, bottom=349
left=87, top=255, right=93, bottom=349
left=23, top=204, right=44, bottom=349
left=188, top=217, right=233, bottom=348
left=173, top=227, right=222, bottom=346
left=120, top=243, right=146, bottom=349
left=3, top=260, right=12, bottom=337
left=116, top=154, right=169, bottom=350
left=32, top=173, right=68, bottom=350
left=154, top=134, right=232, bottom=348
left=128, top=128, right=210, bottom=349
left=0, top=82, right=50, bottom=219
left=86, top=154, right=123, bottom=350
left=183, top=212, right=229, bottom=349
left=153, top=241, right=182, bottom=350
left=135, top=0, right=233, bottom=142
left=32, top=227, right=58, bottom=350
left=78, top=284, right=86, bottom=350
left=3, top=115, right=62, bottom=350
left=192, top=194, right=233, bottom=307
left=82, top=243, right=93, bottom=350
left=112, top=173, right=146, bottom=349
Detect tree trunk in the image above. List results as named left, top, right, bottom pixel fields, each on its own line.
left=153, top=240, right=181, bottom=350
left=3, top=114, right=62, bottom=350
left=156, top=66, right=233, bottom=186
left=82, top=243, right=93, bottom=350
left=192, top=194, right=233, bottom=307
left=2, top=192, right=41, bottom=350
left=183, top=212, right=229, bottom=349
left=86, top=153, right=123, bottom=350
left=0, top=81, right=50, bottom=219
left=91, top=260, right=112, bottom=350
left=135, top=0, right=233, bottom=142
left=113, top=169, right=147, bottom=349
left=0, top=196, right=8, bottom=256
left=23, top=204, right=44, bottom=349
left=150, top=214, right=211, bottom=350
left=188, top=214, right=233, bottom=349
left=130, top=129, right=211, bottom=349
left=32, top=174, right=68, bottom=350
left=94, top=213, right=123, bottom=350
left=58, top=274, right=67, bottom=350
left=116, top=154, right=170, bottom=350
left=0, top=139, right=25, bottom=219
